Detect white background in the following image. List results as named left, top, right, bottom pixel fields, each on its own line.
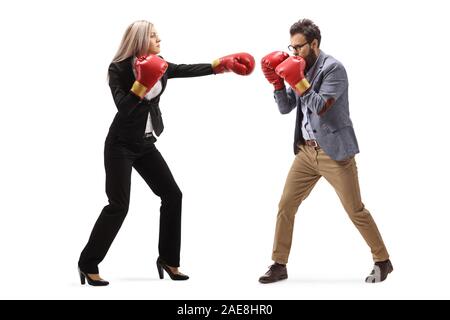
left=1, top=0, right=449, bottom=300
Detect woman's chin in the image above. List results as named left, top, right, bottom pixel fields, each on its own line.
left=150, top=48, right=161, bottom=55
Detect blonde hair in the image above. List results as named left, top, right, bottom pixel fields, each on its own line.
left=112, top=20, right=154, bottom=63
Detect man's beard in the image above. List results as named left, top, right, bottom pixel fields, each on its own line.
left=304, top=50, right=318, bottom=73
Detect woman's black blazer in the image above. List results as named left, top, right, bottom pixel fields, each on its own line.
left=106, top=56, right=213, bottom=143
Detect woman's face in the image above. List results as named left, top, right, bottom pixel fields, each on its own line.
left=148, top=28, right=161, bottom=55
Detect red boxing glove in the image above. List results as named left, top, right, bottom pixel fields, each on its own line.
left=261, top=51, right=289, bottom=90
left=131, top=55, right=168, bottom=99
left=212, top=52, right=255, bottom=75
left=275, top=56, right=311, bottom=95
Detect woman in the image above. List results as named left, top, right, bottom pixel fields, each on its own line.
left=77, top=20, right=254, bottom=286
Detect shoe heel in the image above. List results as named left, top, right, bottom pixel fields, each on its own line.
left=156, top=260, right=164, bottom=279
left=78, top=268, right=86, bottom=285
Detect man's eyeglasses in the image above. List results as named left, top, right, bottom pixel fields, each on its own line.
left=288, top=42, right=309, bottom=52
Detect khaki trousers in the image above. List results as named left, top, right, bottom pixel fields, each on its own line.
left=272, top=144, right=389, bottom=264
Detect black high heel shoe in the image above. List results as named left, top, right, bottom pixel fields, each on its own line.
left=156, top=257, right=189, bottom=280
left=78, top=267, right=109, bottom=286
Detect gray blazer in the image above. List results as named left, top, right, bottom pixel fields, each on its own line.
left=274, top=51, right=359, bottom=161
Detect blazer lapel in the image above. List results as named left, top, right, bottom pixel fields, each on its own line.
left=306, top=50, right=327, bottom=84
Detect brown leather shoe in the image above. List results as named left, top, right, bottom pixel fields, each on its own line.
left=259, top=263, right=288, bottom=284
left=365, top=259, right=393, bottom=283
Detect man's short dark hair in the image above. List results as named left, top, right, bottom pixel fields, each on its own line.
left=290, top=19, right=321, bottom=47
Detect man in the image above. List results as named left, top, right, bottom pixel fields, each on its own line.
left=259, top=19, right=392, bottom=284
